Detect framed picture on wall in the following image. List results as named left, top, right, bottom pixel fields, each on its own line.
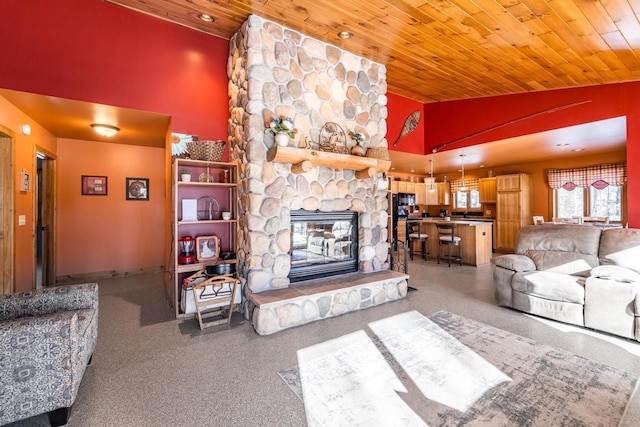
left=126, top=177, right=149, bottom=201
left=81, top=175, right=108, bottom=195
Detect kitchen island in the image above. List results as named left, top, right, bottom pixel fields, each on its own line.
left=400, top=218, right=493, bottom=266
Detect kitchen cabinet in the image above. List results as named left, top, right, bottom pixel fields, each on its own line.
left=390, top=179, right=399, bottom=194
left=415, top=183, right=426, bottom=205
left=496, top=173, right=531, bottom=252
left=397, top=181, right=416, bottom=193
left=170, top=158, right=239, bottom=318
left=424, top=178, right=438, bottom=205
left=479, top=177, right=497, bottom=203
left=423, top=181, right=450, bottom=205
left=437, top=182, right=450, bottom=205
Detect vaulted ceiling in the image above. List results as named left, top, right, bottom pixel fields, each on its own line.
left=107, top=0, right=640, bottom=103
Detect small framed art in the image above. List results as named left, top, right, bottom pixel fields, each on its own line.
left=533, top=216, right=545, bottom=225
left=126, top=177, right=149, bottom=201
left=81, top=175, right=108, bottom=195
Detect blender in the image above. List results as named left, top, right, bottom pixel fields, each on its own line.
left=178, top=236, right=196, bottom=264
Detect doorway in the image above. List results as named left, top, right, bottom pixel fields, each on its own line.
left=0, top=129, right=14, bottom=294
left=36, top=151, right=56, bottom=288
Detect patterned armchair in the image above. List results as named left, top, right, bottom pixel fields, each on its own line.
left=0, top=283, right=99, bottom=426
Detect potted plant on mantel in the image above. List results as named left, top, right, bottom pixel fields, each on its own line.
left=180, top=169, right=191, bottom=182
left=348, top=130, right=366, bottom=157
left=266, top=115, right=297, bottom=147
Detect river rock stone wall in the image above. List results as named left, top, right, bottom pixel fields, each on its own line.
left=227, top=15, right=391, bottom=305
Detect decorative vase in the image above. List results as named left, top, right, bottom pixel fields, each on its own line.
left=275, top=132, right=290, bottom=147
left=351, top=140, right=365, bottom=157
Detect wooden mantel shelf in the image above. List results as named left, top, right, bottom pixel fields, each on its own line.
left=267, top=145, right=391, bottom=177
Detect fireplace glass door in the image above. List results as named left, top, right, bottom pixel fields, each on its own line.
left=290, top=210, right=358, bottom=282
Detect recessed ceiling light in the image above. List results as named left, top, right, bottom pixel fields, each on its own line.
left=572, top=148, right=584, bottom=152
left=479, top=164, right=485, bottom=168
left=337, top=31, right=353, bottom=39
left=555, top=143, right=569, bottom=147
left=198, top=13, right=214, bottom=23
left=91, top=123, right=120, bottom=137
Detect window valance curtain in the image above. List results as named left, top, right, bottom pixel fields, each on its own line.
left=546, top=162, right=626, bottom=190
left=450, top=178, right=479, bottom=192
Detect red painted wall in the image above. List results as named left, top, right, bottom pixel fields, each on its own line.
left=1, top=0, right=229, bottom=139
left=424, top=83, right=640, bottom=226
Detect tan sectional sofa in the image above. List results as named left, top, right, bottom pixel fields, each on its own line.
left=492, top=224, right=640, bottom=341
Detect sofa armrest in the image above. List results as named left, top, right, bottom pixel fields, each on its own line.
left=0, top=283, right=98, bottom=321
left=584, top=276, right=640, bottom=340
left=491, top=254, right=537, bottom=272
left=0, top=311, right=81, bottom=424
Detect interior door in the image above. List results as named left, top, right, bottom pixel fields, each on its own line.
left=36, top=152, right=56, bottom=287
left=0, top=132, right=14, bottom=294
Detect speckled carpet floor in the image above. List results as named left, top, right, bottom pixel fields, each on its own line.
left=280, top=311, right=638, bottom=427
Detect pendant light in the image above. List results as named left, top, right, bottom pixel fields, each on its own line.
left=459, top=154, right=467, bottom=191
left=428, top=159, right=436, bottom=192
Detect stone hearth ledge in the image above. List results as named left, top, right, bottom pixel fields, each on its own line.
left=245, top=270, right=409, bottom=335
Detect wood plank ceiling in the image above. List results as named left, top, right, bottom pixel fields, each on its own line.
left=107, top=0, right=640, bottom=103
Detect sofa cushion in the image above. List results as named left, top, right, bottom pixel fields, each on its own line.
left=599, top=228, right=640, bottom=274
left=491, top=254, right=536, bottom=272
left=512, top=271, right=586, bottom=304
left=516, top=224, right=602, bottom=276
left=590, top=265, right=640, bottom=283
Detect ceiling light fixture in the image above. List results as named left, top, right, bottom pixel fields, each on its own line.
left=198, top=13, right=214, bottom=23
left=572, top=148, right=584, bottom=152
left=428, top=159, right=436, bottom=192
left=459, top=154, right=467, bottom=191
left=337, top=31, right=353, bottom=39
left=91, top=123, right=120, bottom=137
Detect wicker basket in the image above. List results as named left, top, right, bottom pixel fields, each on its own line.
left=187, top=140, right=225, bottom=162
left=365, top=147, right=390, bottom=160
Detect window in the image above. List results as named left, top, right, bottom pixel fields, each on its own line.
left=589, top=185, right=622, bottom=220
left=548, top=163, right=626, bottom=222
left=556, top=187, right=584, bottom=218
left=554, top=185, right=622, bottom=221
left=454, top=189, right=480, bottom=209
left=450, top=178, right=480, bottom=210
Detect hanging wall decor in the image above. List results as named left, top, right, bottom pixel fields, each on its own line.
left=126, top=177, right=149, bottom=201
left=81, top=175, right=108, bottom=196
left=393, top=110, right=421, bottom=147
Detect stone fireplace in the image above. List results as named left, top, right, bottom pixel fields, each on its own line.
left=227, top=15, right=408, bottom=335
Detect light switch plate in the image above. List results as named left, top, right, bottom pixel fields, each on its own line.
left=18, top=215, right=26, bottom=226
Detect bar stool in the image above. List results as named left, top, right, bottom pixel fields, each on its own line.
left=407, top=221, right=428, bottom=261
left=436, top=223, right=462, bottom=267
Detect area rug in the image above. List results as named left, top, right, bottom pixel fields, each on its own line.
left=278, top=310, right=638, bottom=427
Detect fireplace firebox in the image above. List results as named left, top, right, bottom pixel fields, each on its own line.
left=289, top=210, right=358, bottom=282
